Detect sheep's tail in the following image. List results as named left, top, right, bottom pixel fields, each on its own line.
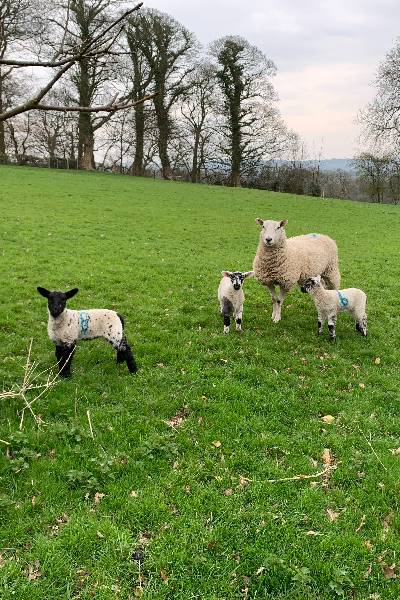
left=117, top=313, right=125, bottom=329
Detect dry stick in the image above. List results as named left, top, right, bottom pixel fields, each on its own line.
left=87, top=410, right=94, bottom=439
left=266, top=464, right=337, bottom=484
left=358, top=426, right=388, bottom=472
left=355, top=514, right=366, bottom=533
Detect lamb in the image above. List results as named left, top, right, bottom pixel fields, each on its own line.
left=300, top=275, right=367, bottom=341
left=253, top=219, right=340, bottom=323
left=218, top=271, right=253, bottom=333
left=37, top=287, right=137, bottom=377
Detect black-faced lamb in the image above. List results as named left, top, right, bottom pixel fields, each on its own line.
left=37, top=287, right=137, bottom=377
left=300, top=275, right=367, bottom=341
left=218, top=271, right=253, bottom=333
left=253, top=219, right=341, bottom=323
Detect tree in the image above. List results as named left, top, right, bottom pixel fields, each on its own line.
left=0, top=2, right=154, bottom=131
left=352, top=152, right=391, bottom=203
left=359, top=39, right=400, bottom=154
left=210, top=36, right=277, bottom=187
left=126, top=9, right=198, bottom=179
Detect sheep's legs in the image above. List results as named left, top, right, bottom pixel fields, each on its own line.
left=355, top=314, right=368, bottom=337
left=220, top=297, right=232, bottom=334
left=317, top=314, right=324, bottom=335
left=55, top=344, right=75, bottom=378
left=327, top=315, right=337, bottom=342
left=116, top=337, right=137, bottom=374
left=266, top=285, right=287, bottom=322
left=322, top=264, right=341, bottom=289
left=234, top=310, right=243, bottom=332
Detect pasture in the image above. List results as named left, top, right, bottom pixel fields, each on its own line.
left=0, top=165, right=399, bottom=599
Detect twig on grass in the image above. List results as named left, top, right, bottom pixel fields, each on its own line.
left=266, top=464, right=337, bottom=484
left=87, top=410, right=94, bottom=439
left=358, top=426, right=387, bottom=472
left=0, top=339, right=63, bottom=429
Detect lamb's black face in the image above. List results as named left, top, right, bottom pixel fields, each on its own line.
left=37, top=286, right=79, bottom=317
left=300, top=277, right=319, bottom=294
left=230, top=272, right=245, bottom=291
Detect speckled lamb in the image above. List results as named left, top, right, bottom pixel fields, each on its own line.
left=253, top=219, right=340, bottom=322
left=37, top=287, right=137, bottom=377
left=301, top=275, right=367, bottom=341
left=218, top=271, right=253, bottom=333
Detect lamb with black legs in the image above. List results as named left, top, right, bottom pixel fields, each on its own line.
left=37, top=287, right=137, bottom=377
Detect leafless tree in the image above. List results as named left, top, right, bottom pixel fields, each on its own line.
left=352, top=152, right=391, bottom=202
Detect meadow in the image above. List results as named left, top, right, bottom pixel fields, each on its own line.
left=0, top=165, right=399, bottom=599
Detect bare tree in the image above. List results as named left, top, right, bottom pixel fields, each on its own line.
left=126, top=9, right=198, bottom=179
left=352, top=152, right=391, bottom=202
left=0, top=2, right=155, bottom=128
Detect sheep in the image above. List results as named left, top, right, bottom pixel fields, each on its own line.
left=218, top=271, right=253, bottom=333
left=37, top=287, right=137, bottom=377
left=252, top=219, right=341, bottom=323
left=300, top=275, right=367, bottom=341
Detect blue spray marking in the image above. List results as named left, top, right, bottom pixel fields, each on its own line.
left=308, top=233, right=321, bottom=238
left=79, top=311, right=90, bottom=336
left=337, top=291, right=349, bottom=308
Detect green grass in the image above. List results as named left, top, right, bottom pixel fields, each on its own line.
left=0, top=165, right=399, bottom=600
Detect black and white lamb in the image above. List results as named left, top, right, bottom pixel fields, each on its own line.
left=218, top=271, right=253, bottom=333
left=37, top=287, right=137, bottom=377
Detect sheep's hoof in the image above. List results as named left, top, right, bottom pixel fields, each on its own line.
left=236, top=327, right=242, bottom=333
left=223, top=326, right=229, bottom=334
left=271, top=315, right=281, bottom=323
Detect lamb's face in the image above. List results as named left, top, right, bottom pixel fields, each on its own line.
left=222, top=271, right=253, bottom=291
left=300, top=276, right=321, bottom=294
left=256, top=218, right=288, bottom=247
left=37, top=286, right=79, bottom=317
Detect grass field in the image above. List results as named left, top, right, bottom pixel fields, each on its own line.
left=0, top=165, right=399, bottom=600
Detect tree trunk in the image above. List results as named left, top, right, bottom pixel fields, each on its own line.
left=190, top=128, right=200, bottom=183
left=78, top=112, right=95, bottom=170
left=132, top=103, right=145, bottom=176
left=0, top=82, right=7, bottom=163
left=154, top=96, right=172, bottom=179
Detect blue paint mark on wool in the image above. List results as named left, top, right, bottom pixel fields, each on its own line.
left=337, top=291, right=349, bottom=308
left=79, top=311, right=90, bottom=336
left=308, top=233, right=321, bottom=238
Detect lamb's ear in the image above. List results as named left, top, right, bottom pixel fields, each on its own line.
left=243, top=271, right=254, bottom=278
left=65, top=288, right=79, bottom=299
left=37, top=287, right=50, bottom=298
left=279, top=219, right=288, bottom=228
left=221, top=271, right=231, bottom=277
left=255, top=218, right=264, bottom=226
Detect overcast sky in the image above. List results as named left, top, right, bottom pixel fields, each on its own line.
left=145, top=0, right=400, bottom=159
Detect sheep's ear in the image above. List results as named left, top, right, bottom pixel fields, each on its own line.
left=65, top=288, right=79, bottom=299
left=255, top=218, right=264, bottom=226
left=37, top=287, right=50, bottom=298
left=243, top=271, right=254, bottom=278
left=222, top=271, right=231, bottom=277
left=280, top=219, right=288, bottom=228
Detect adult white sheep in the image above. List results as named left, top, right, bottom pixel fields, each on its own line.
left=253, top=219, right=340, bottom=322
left=37, top=287, right=137, bottom=377
left=300, top=275, right=367, bottom=341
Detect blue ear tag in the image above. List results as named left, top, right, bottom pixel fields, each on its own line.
left=338, top=291, right=349, bottom=308
left=79, top=311, right=90, bottom=335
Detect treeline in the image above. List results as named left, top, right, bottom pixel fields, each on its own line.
left=0, top=1, right=298, bottom=186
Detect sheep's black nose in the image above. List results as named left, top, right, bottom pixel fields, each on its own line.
left=265, top=237, right=272, bottom=243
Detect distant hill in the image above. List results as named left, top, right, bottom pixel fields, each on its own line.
left=273, top=159, right=356, bottom=173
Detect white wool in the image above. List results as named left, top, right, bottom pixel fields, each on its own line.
left=217, top=277, right=245, bottom=315
left=47, top=308, right=123, bottom=349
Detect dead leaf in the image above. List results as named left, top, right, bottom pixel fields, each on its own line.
left=390, top=448, right=400, bottom=455
left=138, top=531, right=152, bottom=546
left=359, top=383, right=366, bottom=389
left=326, top=508, right=340, bottom=522
left=24, top=560, right=41, bottom=581
left=364, top=564, right=372, bottom=579
left=165, top=407, right=188, bottom=428
left=129, top=490, right=138, bottom=498
left=172, top=461, right=179, bottom=470
left=31, top=496, right=36, bottom=507
left=382, top=564, right=397, bottom=579
left=94, top=492, right=105, bottom=505
left=183, top=485, right=191, bottom=494
left=255, top=566, right=265, bottom=576
left=198, top=416, right=204, bottom=425
left=134, top=586, right=144, bottom=597
left=157, top=363, right=165, bottom=368
left=364, top=540, right=374, bottom=551
left=96, top=531, right=104, bottom=539
left=212, top=440, right=222, bottom=448
left=305, top=530, right=322, bottom=536
left=160, top=569, right=169, bottom=583
left=322, top=448, right=334, bottom=466
left=224, top=488, right=233, bottom=497
left=238, top=475, right=251, bottom=488
left=374, top=357, right=381, bottom=365
left=322, top=415, right=335, bottom=424
left=383, top=512, right=394, bottom=532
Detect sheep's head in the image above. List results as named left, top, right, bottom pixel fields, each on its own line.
left=222, top=271, right=254, bottom=291
left=37, top=287, right=79, bottom=317
left=256, top=218, right=288, bottom=247
left=300, top=276, right=321, bottom=294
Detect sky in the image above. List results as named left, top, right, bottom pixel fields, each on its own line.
left=143, top=0, right=400, bottom=159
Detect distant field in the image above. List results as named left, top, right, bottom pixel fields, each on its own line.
left=1, top=165, right=400, bottom=599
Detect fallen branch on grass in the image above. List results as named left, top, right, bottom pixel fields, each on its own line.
left=0, top=339, right=63, bottom=429
left=266, top=464, right=337, bottom=484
